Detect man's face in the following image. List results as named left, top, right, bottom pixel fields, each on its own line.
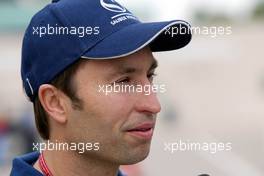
left=65, top=47, right=161, bottom=164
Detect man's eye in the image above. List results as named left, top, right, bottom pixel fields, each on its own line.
left=115, top=77, right=130, bottom=83
left=147, top=73, right=157, bottom=82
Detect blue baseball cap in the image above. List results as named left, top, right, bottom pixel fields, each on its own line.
left=21, top=0, right=192, bottom=102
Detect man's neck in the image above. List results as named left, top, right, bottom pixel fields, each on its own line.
left=33, top=149, right=120, bottom=176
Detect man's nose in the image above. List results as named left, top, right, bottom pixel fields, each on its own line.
left=134, top=90, right=161, bottom=114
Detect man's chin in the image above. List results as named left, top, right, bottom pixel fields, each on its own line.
left=119, top=146, right=151, bottom=165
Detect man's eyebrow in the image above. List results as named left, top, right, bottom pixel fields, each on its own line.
left=106, top=66, right=135, bottom=79
left=108, top=58, right=158, bottom=78
left=119, top=59, right=158, bottom=74
left=116, top=67, right=137, bottom=75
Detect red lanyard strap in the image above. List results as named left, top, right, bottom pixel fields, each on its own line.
left=39, top=152, right=54, bottom=176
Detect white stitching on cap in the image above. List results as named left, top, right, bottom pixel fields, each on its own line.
left=81, top=20, right=190, bottom=60
left=111, top=13, right=134, bottom=19
left=26, top=78, right=34, bottom=95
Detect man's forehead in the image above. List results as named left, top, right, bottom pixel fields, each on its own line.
left=78, top=48, right=157, bottom=79
left=111, top=55, right=157, bottom=69
left=85, top=47, right=155, bottom=68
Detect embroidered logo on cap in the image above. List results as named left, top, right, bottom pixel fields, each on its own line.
left=100, top=0, right=138, bottom=26
left=100, top=0, right=126, bottom=13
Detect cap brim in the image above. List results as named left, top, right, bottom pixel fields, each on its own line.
left=81, top=20, right=192, bottom=59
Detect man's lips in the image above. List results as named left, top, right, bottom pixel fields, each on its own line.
left=126, top=123, right=154, bottom=131
left=125, top=122, right=155, bottom=140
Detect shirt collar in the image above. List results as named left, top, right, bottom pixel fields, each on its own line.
left=11, top=151, right=125, bottom=176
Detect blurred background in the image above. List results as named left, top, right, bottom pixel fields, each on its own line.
left=0, top=0, right=263, bottom=175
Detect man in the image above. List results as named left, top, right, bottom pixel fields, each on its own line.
left=11, top=0, right=191, bottom=175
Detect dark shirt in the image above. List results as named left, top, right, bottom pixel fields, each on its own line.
left=10, top=151, right=124, bottom=176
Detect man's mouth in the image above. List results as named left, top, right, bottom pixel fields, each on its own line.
left=125, top=122, right=155, bottom=140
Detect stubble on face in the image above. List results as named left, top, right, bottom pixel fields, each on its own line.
left=64, top=47, right=161, bottom=165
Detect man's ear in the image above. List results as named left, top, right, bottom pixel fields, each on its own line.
left=38, top=84, right=68, bottom=124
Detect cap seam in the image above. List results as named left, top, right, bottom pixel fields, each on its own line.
left=80, top=20, right=142, bottom=56
left=50, top=4, right=87, bottom=51
left=81, top=20, right=190, bottom=59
